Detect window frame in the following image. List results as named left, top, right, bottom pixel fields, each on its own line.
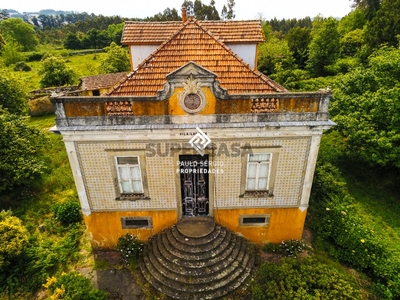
left=115, top=156, right=144, bottom=195
left=245, top=153, right=272, bottom=191
left=240, top=147, right=279, bottom=198
left=107, top=149, right=150, bottom=201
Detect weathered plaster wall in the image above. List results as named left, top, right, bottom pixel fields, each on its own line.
left=215, top=207, right=307, bottom=244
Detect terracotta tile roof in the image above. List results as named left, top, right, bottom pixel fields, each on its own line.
left=121, top=20, right=264, bottom=44
left=80, top=72, right=128, bottom=91
left=109, top=20, right=286, bottom=97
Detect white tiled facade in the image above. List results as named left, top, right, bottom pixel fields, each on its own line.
left=74, top=135, right=311, bottom=212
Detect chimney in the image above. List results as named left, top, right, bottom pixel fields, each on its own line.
left=182, top=6, right=187, bottom=23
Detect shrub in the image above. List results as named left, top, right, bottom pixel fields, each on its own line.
left=0, top=210, right=29, bottom=269
left=13, top=61, right=31, bottom=72
left=0, top=109, right=47, bottom=192
left=0, top=70, right=28, bottom=115
left=252, top=257, right=363, bottom=299
left=43, top=272, right=107, bottom=300
left=25, top=52, right=43, bottom=61
left=52, top=200, right=82, bottom=225
left=39, top=55, right=76, bottom=88
left=117, top=233, right=143, bottom=265
left=0, top=39, right=25, bottom=66
left=263, top=239, right=308, bottom=258
left=309, top=161, right=400, bottom=298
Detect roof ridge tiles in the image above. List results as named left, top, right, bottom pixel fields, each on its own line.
left=109, top=19, right=286, bottom=96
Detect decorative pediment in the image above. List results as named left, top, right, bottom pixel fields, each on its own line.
left=156, top=62, right=228, bottom=100
left=167, top=61, right=217, bottom=82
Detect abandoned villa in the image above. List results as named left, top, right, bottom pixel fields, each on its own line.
left=51, top=8, right=334, bottom=298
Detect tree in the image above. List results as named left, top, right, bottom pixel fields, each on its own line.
left=107, top=23, right=124, bottom=44
left=352, top=0, right=381, bottom=20
left=258, top=23, right=295, bottom=75
left=0, top=70, right=28, bottom=115
left=63, top=32, right=82, bottom=50
left=364, top=0, right=400, bottom=49
left=286, top=27, right=311, bottom=69
left=306, top=17, right=340, bottom=77
left=337, top=8, right=366, bottom=36
left=331, top=45, right=400, bottom=168
left=98, top=42, right=130, bottom=74
left=0, top=108, right=47, bottom=193
left=149, top=8, right=182, bottom=21
left=0, top=210, right=29, bottom=269
left=39, top=56, right=76, bottom=87
left=81, top=28, right=111, bottom=49
left=226, top=0, right=235, bottom=20
left=0, top=9, right=9, bottom=21
left=0, top=39, right=25, bottom=66
left=340, top=28, right=364, bottom=56
left=182, top=0, right=220, bottom=20
left=0, top=18, right=39, bottom=51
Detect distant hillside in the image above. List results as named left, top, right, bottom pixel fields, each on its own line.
left=1, top=8, right=75, bottom=15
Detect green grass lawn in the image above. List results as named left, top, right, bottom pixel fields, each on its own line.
left=1, top=47, right=107, bottom=91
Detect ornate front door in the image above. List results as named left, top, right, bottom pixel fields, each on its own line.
left=179, top=155, right=209, bottom=217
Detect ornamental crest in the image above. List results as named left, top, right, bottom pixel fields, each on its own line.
left=182, top=74, right=201, bottom=94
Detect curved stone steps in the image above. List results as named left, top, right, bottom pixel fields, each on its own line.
left=139, top=218, right=255, bottom=299
left=159, top=231, right=236, bottom=268
left=141, top=244, right=254, bottom=297
left=147, top=236, right=247, bottom=284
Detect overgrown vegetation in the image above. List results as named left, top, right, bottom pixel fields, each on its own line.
left=0, top=210, right=29, bottom=269
left=263, top=239, right=308, bottom=258
left=0, top=108, right=47, bottom=193
left=0, top=115, right=84, bottom=297
left=307, top=154, right=400, bottom=299
left=252, top=257, right=364, bottom=299
left=117, top=233, right=144, bottom=266
left=43, top=272, right=107, bottom=300
left=52, top=200, right=82, bottom=226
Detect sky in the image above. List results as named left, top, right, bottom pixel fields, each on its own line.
left=1, top=0, right=354, bottom=20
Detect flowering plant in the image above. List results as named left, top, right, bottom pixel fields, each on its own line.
left=117, top=233, right=143, bottom=265
left=263, top=239, right=308, bottom=257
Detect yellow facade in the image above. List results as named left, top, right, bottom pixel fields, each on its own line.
left=168, top=87, right=217, bottom=115
left=83, top=207, right=306, bottom=248
left=215, top=207, right=307, bottom=244
left=84, top=210, right=177, bottom=248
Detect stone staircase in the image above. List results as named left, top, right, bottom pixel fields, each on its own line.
left=139, top=217, right=255, bottom=299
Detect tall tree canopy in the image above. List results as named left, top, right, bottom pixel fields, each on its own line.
left=306, top=17, right=340, bottom=77
left=286, top=27, right=311, bottom=69
left=364, top=0, right=400, bottom=49
left=0, top=108, right=47, bottom=193
left=352, top=0, right=381, bottom=20
left=182, top=0, right=220, bottom=20
left=0, top=18, right=39, bottom=51
left=98, top=42, right=130, bottom=74
left=331, top=45, right=400, bottom=168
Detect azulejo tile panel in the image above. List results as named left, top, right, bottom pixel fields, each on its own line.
left=76, top=136, right=310, bottom=211
left=76, top=141, right=177, bottom=211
